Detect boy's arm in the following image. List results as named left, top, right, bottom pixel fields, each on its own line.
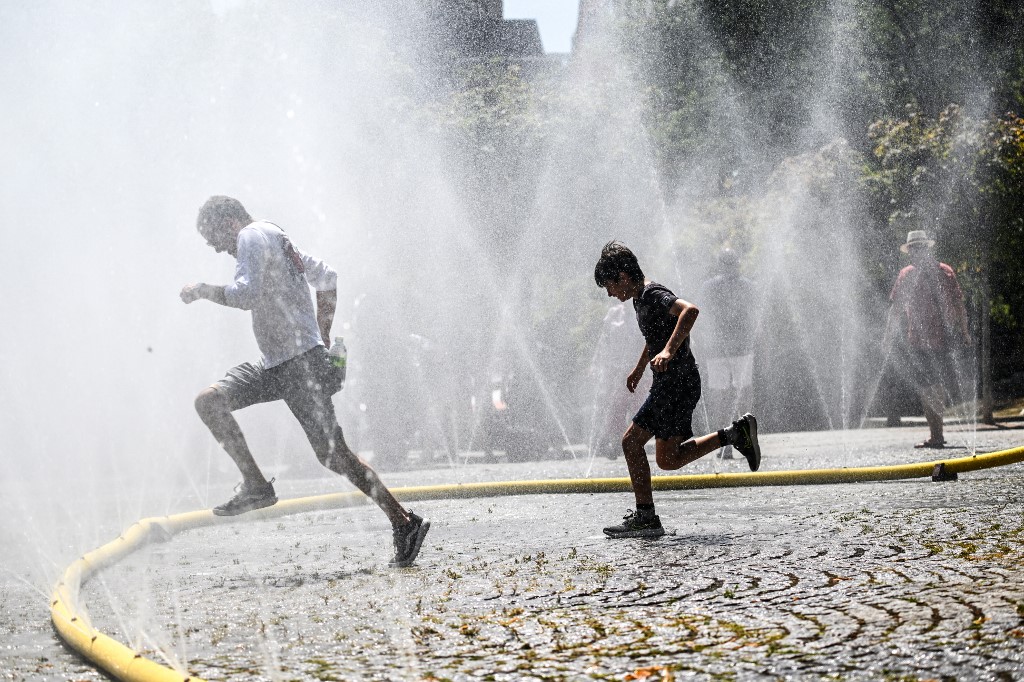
left=651, top=298, right=699, bottom=372
left=298, top=248, right=339, bottom=345
left=180, top=282, right=228, bottom=306
left=316, top=289, right=337, bottom=346
left=181, top=231, right=260, bottom=309
left=627, top=345, right=650, bottom=393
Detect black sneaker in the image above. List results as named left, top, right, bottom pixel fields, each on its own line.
left=389, top=512, right=430, bottom=568
left=732, top=414, right=760, bottom=472
left=212, top=478, right=277, bottom=516
left=603, top=509, right=664, bottom=538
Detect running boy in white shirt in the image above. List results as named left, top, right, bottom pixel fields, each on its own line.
left=180, top=196, right=428, bottom=567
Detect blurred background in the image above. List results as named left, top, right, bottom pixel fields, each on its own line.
left=2, top=0, right=1023, bottom=581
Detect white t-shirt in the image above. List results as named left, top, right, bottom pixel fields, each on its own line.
left=223, top=221, right=337, bottom=368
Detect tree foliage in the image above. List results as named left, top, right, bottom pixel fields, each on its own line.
left=410, top=0, right=1024, bottom=390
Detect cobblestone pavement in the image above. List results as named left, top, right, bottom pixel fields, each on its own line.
left=4, top=423, right=1024, bottom=681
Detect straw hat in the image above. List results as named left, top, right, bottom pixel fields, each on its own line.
left=900, top=230, right=935, bottom=253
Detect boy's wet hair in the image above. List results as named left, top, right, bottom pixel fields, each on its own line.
left=594, top=240, right=644, bottom=286
left=197, top=196, right=253, bottom=236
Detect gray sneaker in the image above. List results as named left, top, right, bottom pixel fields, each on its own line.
left=603, top=509, right=664, bottom=538
left=389, top=512, right=430, bottom=567
left=213, top=478, right=277, bottom=516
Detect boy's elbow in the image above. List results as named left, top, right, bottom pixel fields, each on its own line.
left=224, top=289, right=254, bottom=311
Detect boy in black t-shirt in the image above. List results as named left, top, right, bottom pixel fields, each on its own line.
left=594, top=241, right=761, bottom=538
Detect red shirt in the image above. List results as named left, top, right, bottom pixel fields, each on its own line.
left=890, top=262, right=965, bottom=351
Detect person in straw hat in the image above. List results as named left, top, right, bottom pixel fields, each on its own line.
left=885, top=229, right=972, bottom=448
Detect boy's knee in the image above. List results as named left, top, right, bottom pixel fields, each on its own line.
left=621, top=430, right=645, bottom=452
left=655, top=451, right=671, bottom=469
left=194, top=387, right=227, bottom=419
left=620, top=433, right=633, bottom=453
left=317, top=450, right=338, bottom=469
left=316, top=439, right=357, bottom=471
left=658, top=440, right=692, bottom=470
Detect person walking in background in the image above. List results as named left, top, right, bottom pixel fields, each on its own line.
left=594, top=241, right=761, bottom=538
left=180, top=196, right=429, bottom=567
left=590, top=301, right=649, bottom=459
left=698, top=247, right=757, bottom=459
left=885, top=230, right=972, bottom=449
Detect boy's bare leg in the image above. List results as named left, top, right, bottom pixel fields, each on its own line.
left=293, top=391, right=427, bottom=567
left=657, top=432, right=723, bottom=470
left=194, top=387, right=269, bottom=487
left=621, top=422, right=655, bottom=506
left=605, top=422, right=665, bottom=538
left=319, top=429, right=411, bottom=527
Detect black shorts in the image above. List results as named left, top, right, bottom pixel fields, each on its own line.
left=633, top=366, right=701, bottom=440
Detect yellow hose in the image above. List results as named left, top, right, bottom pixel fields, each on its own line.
left=50, top=444, right=1024, bottom=682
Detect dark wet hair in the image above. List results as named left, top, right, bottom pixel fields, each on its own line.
left=594, top=240, right=644, bottom=287
left=197, top=196, right=253, bottom=236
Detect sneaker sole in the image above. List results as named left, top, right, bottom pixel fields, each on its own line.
left=742, top=414, right=760, bottom=472
left=603, top=528, right=665, bottom=539
left=212, top=495, right=278, bottom=517
left=389, top=519, right=431, bottom=568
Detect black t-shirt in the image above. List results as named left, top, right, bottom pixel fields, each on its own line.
left=633, top=282, right=696, bottom=375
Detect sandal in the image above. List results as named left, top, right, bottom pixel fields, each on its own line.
left=914, top=439, right=945, bottom=449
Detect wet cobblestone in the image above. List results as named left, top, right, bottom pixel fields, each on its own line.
left=5, top=424, right=1024, bottom=680
left=83, top=429, right=1024, bottom=680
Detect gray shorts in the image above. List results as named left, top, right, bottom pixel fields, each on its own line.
left=214, top=346, right=345, bottom=461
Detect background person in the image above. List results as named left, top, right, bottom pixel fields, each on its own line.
left=885, top=230, right=972, bottom=449
left=590, top=301, right=650, bottom=459
left=698, top=247, right=757, bottom=459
